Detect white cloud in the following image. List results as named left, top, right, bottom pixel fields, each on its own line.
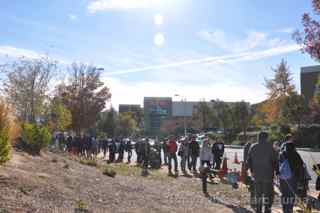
left=68, top=14, right=78, bottom=21
left=88, top=0, right=167, bottom=13
left=102, top=77, right=267, bottom=110
left=198, top=29, right=288, bottom=53
left=0, top=46, right=44, bottom=59
left=103, top=43, right=301, bottom=76
left=276, top=27, right=295, bottom=34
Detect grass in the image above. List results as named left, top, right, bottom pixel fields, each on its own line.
left=101, top=163, right=169, bottom=181
left=79, top=158, right=98, bottom=167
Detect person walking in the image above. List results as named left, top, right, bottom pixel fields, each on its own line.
left=279, top=135, right=310, bottom=213
left=200, top=138, right=213, bottom=167
left=247, top=132, right=278, bottom=213
left=189, top=136, right=200, bottom=173
left=167, top=136, right=178, bottom=176
left=212, top=138, right=224, bottom=170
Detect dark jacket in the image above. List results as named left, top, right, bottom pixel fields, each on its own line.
left=212, top=142, right=224, bottom=158
left=247, top=138, right=278, bottom=182
left=189, top=140, right=200, bottom=157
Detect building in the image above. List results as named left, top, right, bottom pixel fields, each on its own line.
left=301, top=65, right=320, bottom=102
left=118, top=104, right=141, bottom=114
left=144, top=97, right=172, bottom=135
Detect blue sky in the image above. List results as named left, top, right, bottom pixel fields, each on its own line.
left=0, top=0, right=318, bottom=108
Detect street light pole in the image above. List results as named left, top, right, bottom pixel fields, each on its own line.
left=175, top=94, right=187, bottom=137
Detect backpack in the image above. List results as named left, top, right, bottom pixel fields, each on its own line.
left=279, top=159, right=293, bottom=180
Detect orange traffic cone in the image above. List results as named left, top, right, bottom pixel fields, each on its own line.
left=218, top=156, right=228, bottom=179
left=233, top=152, right=240, bottom=164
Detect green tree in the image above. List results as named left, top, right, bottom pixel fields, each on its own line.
left=118, top=112, right=138, bottom=137
left=232, top=101, right=251, bottom=142
left=97, top=108, right=118, bottom=138
left=193, top=100, right=212, bottom=131
left=48, top=99, right=72, bottom=132
left=0, top=101, right=11, bottom=164
left=57, top=63, right=111, bottom=134
left=211, top=100, right=232, bottom=140
left=281, top=92, right=308, bottom=127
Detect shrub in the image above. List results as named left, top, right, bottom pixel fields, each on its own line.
left=19, top=123, right=51, bottom=155
left=0, top=101, right=12, bottom=164
left=103, top=166, right=116, bottom=178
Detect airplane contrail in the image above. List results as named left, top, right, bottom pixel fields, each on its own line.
left=103, top=44, right=301, bottom=76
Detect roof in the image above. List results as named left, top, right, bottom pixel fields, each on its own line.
left=301, top=65, right=320, bottom=74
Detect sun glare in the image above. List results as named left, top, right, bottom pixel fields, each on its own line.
left=154, top=14, right=164, bottom=26
left=154, top=33, right=165, bottom=47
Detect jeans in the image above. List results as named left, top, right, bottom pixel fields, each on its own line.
left=180, top=155, right=188, bottom=173
left=213, top=157, right=222, bottom=170
left=280, top=178, right=297, bottom=213
left=168, top=153, right=178, bottom=173
left=127, top=150, right=132, bottom=163
left=190, top=155, right=198, bottom=172
left=254, top=181, right=274, bottom=213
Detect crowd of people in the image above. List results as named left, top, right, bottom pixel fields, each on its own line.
left=52, top=131, right=318, bottom=213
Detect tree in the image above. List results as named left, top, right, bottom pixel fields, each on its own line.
left=261, top=59, right=295, bottom=124
left=0, top=100, right=11, bottom=164
left=193, top=100, right=212, bottom=131
left=58, top=63, right=111, bottom=134
left=265, top=59, right=295, bottom=99
left=1, top=57, right=57, bottom=123
left=97, top=108, right=118, bottom=138
left=281, top=92, right=308, bottom=127
left=46, top=98, right=72, bottom=132
left=294, top=0, right=320, bottom=61
left=232, top=101, right=251, bottom=141
left=118, top=112, right=138, bottom=137
left=211, top=100, right=232, bottom=140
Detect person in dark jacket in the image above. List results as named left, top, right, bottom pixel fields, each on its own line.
left=279, top=136, right=309, bottom=213
left=125, top=139, right=133, bottom=163
left=117, top=139, right=125, bottom=162
left=108, top=139, right=116, bottom=163
left=162, top=139, right=169, bottom=165
left=189, top=137, right=200, bottom=173
left=247, top=132, right=278, bottom=213
left=212, top=138, right=225, bottom=170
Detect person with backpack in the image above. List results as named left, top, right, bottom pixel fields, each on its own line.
left=167, top=136, right=178, bottom=176
left=279, top=135, right=310, bottom=213
left=189, top=136, right=200, bottom=173
left=247, top=132, right=278, bottom=213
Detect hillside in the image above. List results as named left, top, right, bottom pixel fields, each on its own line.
left=0, top=150, right=242, bottom=213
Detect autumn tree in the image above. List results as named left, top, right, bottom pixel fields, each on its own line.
left=261, top=59, right=295, bottom=124
left=1, top=57, right=57, bottom=123
left=294, top=0, right=320, bottom=61
left=58, top=63, right=111, bottom=134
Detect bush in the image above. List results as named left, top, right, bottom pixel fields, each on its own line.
left=0, top=101, right=12, bottom=164
left=103, top=167, right=116, bottom=178
left=19, top=123, right=51, bottom=155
